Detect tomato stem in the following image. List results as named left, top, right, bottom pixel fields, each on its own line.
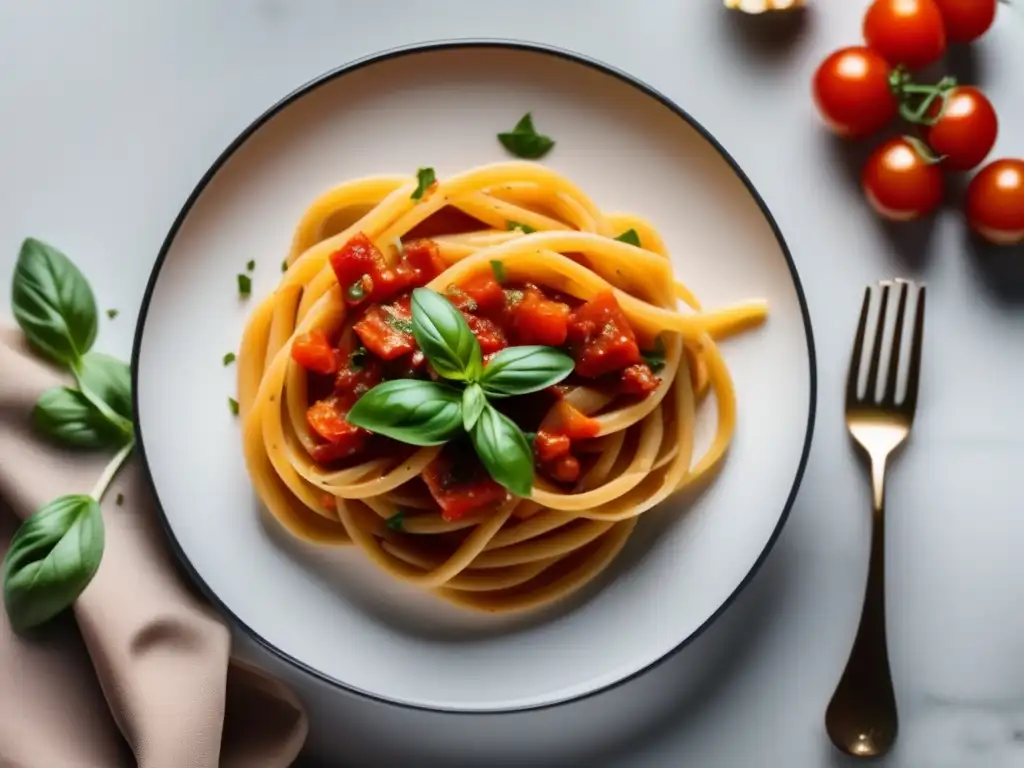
left=890, top=70, right=957, bottom=127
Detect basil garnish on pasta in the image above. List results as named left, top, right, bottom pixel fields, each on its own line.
left=345, top=286, right=575, bottom=496
left=614, top=229, right=641, bottom=247
left=411, top=167, right=436, bottom=201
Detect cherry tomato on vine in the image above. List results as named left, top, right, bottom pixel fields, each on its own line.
left=863, top=0, right=947, bottom=70
left=925, top=86, right=999, bottom=171
left=966, top=159, right=1024, bottom=245
left=933, top=0, right=998, bottom=44
left=862, top=137, right=944, bottom=221
left=812, top=47, right=897, bottom=138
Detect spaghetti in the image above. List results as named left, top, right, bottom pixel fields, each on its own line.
left=237, top=161, right=766, bottom=612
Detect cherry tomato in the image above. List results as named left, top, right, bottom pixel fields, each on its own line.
left=812, top=47, right=897, bottom=138
left=863, top=0, right=947, bottom=70
left=862, top=137, right=944, bottom=221
left=933, top=0, right=998, bottom=44
left=966, top=159, right=1024, bottom=245
left=924, top=87, right=998, bottom=172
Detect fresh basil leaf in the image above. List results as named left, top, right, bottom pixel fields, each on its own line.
left=11, top=238, right=98, bottom=367
left=3, top=494, right=104, bottom=633
left=497, top=113, right=555, bottom=159
left=78, top=352, right=132, bottom=423
left=462, top=384, right=487, bottom=431
left=480, top=346, right=574, bottom=397
left=386, top=511, right=405, bottom=532
left=346, top=380, right=463, bottom=446
left=506, top=221, right=536, bottom=234
left=410, top=288, right=482, bottom=381
left=641, top=336, right=667, bottom=373
left=490, top=260, right=507, bottom=284
left=470, top=404, right=533, bottom=497
left=411, top=167, right=436, bottom=201
left=32, top=387, right=121, bottom=449
left=614, top=229, right=641, bottom=247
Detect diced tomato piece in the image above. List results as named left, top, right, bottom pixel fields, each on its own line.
left=456, top=272, right=506, bottom=313
left=541, top=400, right=600, bottom=440
left=395, top=239, right=446, bottom=290
left=329, top=233, right=398, bottom=305
left=306, top=397, right=369, bottom=463
left=422, top=449, right=508, bottom=521
left=321, top=493, right=337, bottom=512
left=333, top=357, right=384, bottom=403
left=621, top=363, right=660, bottom=396
left=509, top=288, right=571, bottom=346
left=291, top=330, right=339, bottom=375
left=463, top=313, right=507, bottom=355
left=353, top=300, right=416, bottom=361
left=567, top=290, right=641, bottom=378
left=534, top=430, right=571, bottom=462
left=547, top=454, right=580, bottom=484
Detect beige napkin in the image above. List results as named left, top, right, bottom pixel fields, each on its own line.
left=0, top=327, right=309, bottom=768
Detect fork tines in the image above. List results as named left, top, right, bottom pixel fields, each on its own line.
left=846, top=279, right=926, bottom=412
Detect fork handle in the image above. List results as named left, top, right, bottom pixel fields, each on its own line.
left=825, top=457, right=898, bottom=757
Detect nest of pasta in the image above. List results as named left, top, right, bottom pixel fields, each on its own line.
left=237, top=161, right=765, bottom=612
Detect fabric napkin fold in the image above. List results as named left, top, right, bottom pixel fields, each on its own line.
left=0, top=327, right=308, bottom=768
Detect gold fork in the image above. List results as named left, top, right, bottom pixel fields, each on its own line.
left=825, top=279, right=927, bottom=759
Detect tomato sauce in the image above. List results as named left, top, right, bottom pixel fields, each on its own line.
left=290, top=232, right=663, bottom=511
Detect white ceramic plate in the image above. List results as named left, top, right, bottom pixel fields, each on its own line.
left=133, top=41, right=815, bottom=713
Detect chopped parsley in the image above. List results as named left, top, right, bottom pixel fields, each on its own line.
left=106, top=309, right=119, bottom=319
left=281, top=259, right=288, bottom=272
left=411, top=167, right=436, bottom=201
left=504, top=289, right=525, bottom=306
left=237, top=273, right=252, bottom=297
left=386, top=511, right=405, bottom=532
left=115, top=493, right=124, bottom=506
left=614, top=229, right=641, bottom=247
left=490, top=259, right=507, bottom=283
left=228, top=397, right=239, bottom=415
left=506, top=220, right=536, bottom=234
left=246, top=259, right=256, bottom=272
left=346, top=281, right=367, bottom=302
left=223, top=352, right=236, bottom=366
left=383, top=307, right=414, bottom=334
left=497, top=113, right=555, bottom=159
left=641, top=336, right=667, bottom=372
left=446, top=286, right=478, bottom=311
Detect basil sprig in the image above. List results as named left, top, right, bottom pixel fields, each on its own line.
left=5, top=238, right=135, bottom=633
left=346, top=286, right=575, bottom=496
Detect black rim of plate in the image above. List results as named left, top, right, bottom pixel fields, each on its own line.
left=131, top=38, right=818, bottom=715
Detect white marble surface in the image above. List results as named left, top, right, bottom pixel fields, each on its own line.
left=2, top=1, right=1024, bottom=766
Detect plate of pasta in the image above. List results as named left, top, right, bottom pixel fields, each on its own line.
left=133, top=41, right=815, bottom=711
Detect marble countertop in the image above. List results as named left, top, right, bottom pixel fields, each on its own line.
left=2, top=1, right=1024, bottom=765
